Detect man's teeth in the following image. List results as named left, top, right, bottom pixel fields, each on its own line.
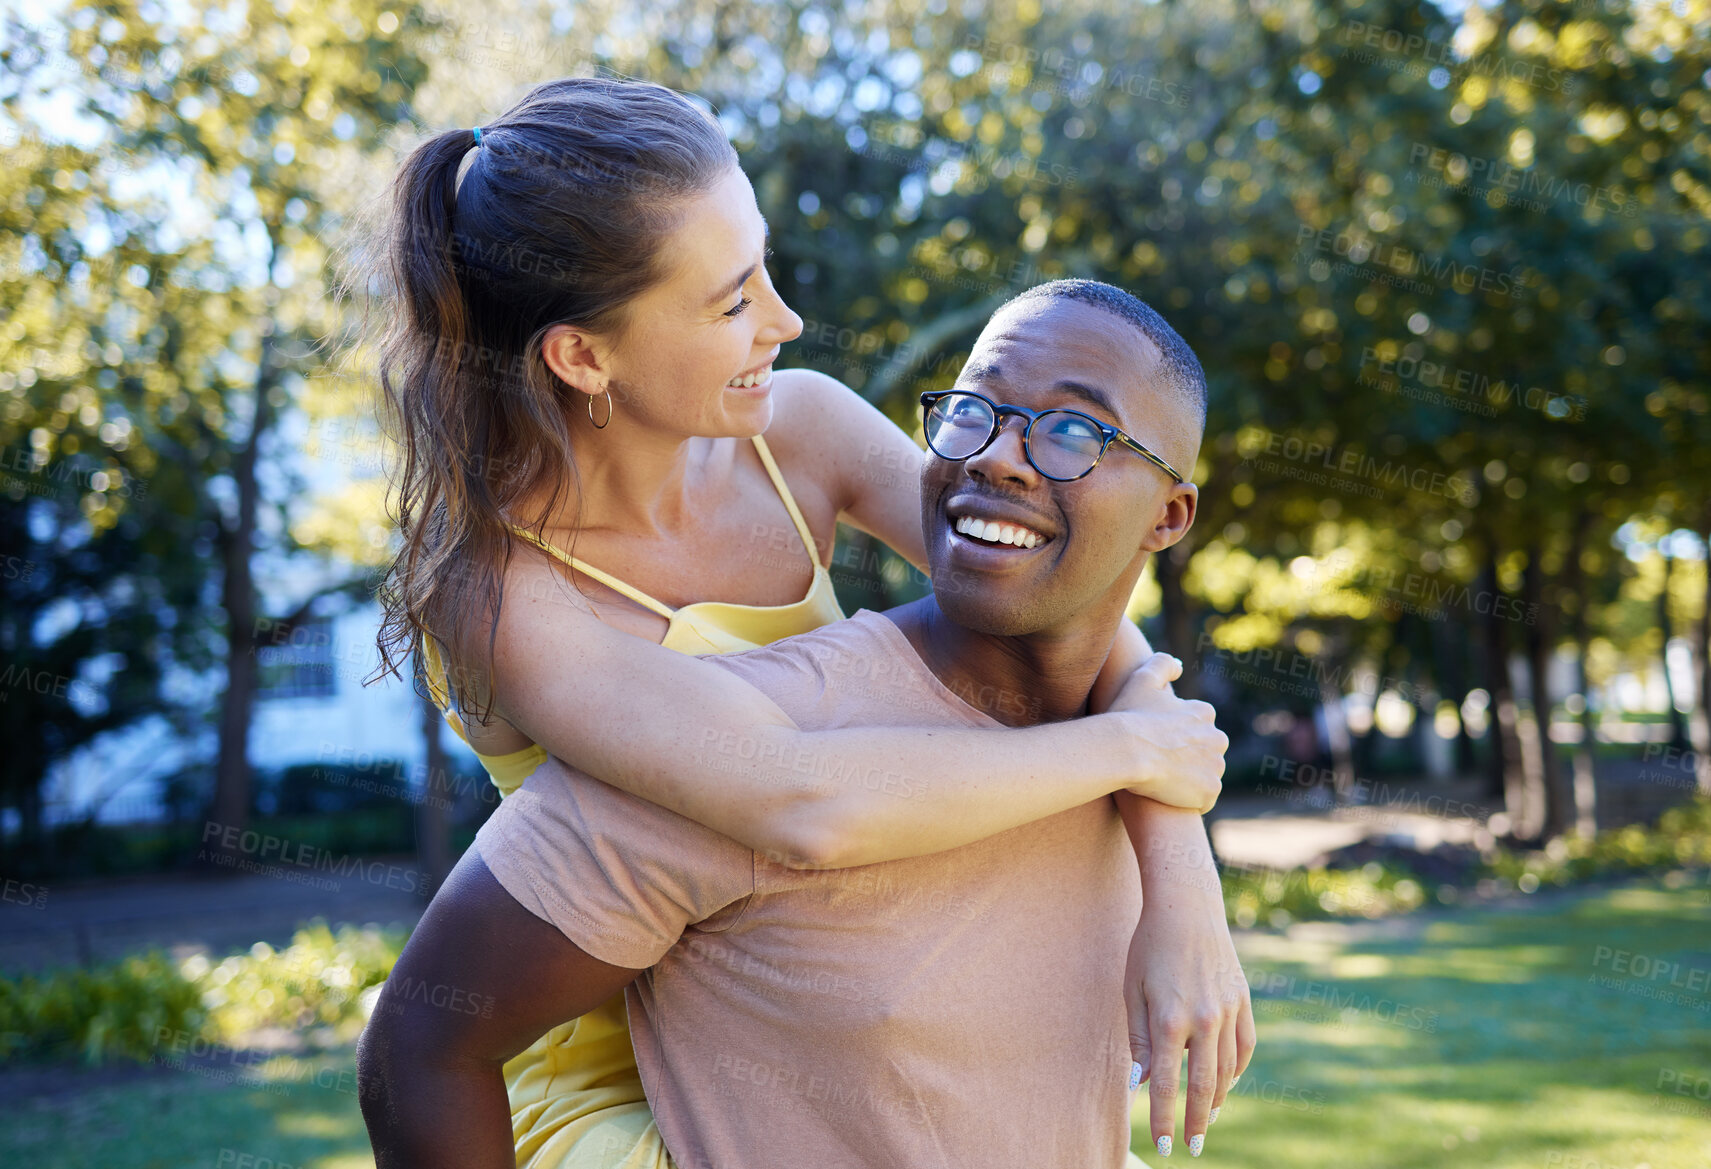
left=726, top=364, right=773, bottom=388
left=953, top=514, right=1045, bottom=549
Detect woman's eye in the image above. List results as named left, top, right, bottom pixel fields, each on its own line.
left=723, top=296, right=754, bottom=318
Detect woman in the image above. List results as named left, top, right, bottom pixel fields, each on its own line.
left=363, top=77, right=1251, bottom=1166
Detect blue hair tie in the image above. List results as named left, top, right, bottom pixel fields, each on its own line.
left=472, top=126, right=483, bottom=146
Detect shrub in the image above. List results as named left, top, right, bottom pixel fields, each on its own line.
left=0, top=920, right=406, bottom=1067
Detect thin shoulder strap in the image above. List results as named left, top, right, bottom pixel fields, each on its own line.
left=506, top=525, right=678, bottom=619
left=420, top=632, right=453, bottom=709
left=749, top=434, right=820, bottom=567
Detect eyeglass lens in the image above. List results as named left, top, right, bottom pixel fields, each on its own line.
left=924, top=393, right=1105, bottom=479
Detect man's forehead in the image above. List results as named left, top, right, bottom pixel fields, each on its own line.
left=967, top=299, right=1163, bottom=410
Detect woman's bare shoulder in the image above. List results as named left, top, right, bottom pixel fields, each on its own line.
left=763, top=367, right=912, bottom=511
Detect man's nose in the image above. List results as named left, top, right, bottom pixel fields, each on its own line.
left=965, top=415, right=1039, bottom=487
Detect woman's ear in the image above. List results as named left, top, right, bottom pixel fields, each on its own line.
left=540, top=323, right=609, bottom=399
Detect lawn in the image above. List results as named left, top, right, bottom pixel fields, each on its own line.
left=3, top=880, right=1708, bottom=1168
left=1180, top=879, right=1711, bottom=1168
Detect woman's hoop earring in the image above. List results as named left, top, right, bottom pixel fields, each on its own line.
left=588, top=391, right=612, bottom=430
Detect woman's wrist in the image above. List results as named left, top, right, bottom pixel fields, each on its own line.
left=1099, top=710, right=1161, bottom=801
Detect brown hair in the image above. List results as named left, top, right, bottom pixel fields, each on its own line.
left=367, top=77, right=737, bottom=711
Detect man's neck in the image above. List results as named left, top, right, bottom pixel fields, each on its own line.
left=885, top=597, right=1118, bottom=728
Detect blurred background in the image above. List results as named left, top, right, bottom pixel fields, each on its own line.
left=2, top=0, right=1709, bottom=1165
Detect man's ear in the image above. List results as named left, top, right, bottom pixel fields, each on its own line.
left=540, top=323, right=611, bottom=400
left=1140, top=483, right=1197, bottom=553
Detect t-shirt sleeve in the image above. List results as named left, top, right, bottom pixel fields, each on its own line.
left=473, top=758, right=756, bottom=970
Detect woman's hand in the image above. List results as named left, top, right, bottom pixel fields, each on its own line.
left=1105, top=654, right=1228, bottom=813
left=1116, top=798, right=1256, bottom=1160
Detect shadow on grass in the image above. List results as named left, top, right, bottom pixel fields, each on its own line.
left=1162, top=879, right=1711, bottom=1168
left=5, top=881, right=1709, bottom=1169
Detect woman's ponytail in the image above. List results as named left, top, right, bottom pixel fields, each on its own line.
left=365, top=80, right=737, bottom=715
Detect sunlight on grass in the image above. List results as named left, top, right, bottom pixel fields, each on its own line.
left=4, top=881, right=1708, bottom=1169
left=1325, top=952, right=1393, bottom=978
left=1146, top=880, right=1711, bottom=1169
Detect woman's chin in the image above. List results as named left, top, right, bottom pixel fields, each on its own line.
left=718, top=387, right=774, bottom=435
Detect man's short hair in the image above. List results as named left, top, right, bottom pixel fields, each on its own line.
left=1006, top=279, right=1207, bottom=434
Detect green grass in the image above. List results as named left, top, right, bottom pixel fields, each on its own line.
left=1, top=1049, right=373, bottom=1168
left=1142, top=880, right=1711, bottom=1168
left=4, top=882, right=1708, bottom=1168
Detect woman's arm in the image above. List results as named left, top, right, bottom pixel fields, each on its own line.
left=357, top=849, right=640, bottom=1169
left=477, top=554, right=1221, bottom=871
left=462, top=371, right=1222, bottom=870
left=1119, top=794, right=1256, bottom=1159
left=1086, top=590, right=1255, bottom=1157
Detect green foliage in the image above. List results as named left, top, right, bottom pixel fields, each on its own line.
left=1226, top=794, right=1711, bottom=925
left=0, top=950, right=206, bottom=1065
left=9, top=807, right=419, bottom=881
left=0, top=0, right=439, bottom=844
left=3, top=0, right=1709, bottom=846
left=189, top=920, right=404, bottom=1045
left=1487, top=795, right=1711, bottom=888
left=1224, top=859, right=1430, bottom=927
left=0, top=920, right=403, bottom=1067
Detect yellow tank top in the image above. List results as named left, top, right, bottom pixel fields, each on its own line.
left=420, top=433, right=845, bottom=797
left=419, top=432, right=845, bottom=1169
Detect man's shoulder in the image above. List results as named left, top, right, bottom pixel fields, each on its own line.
left=708, top=608, right=985, bottom=730
left=708, top=609, right=897, bottom=680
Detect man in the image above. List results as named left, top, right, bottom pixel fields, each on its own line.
left=359, top=279, right=1252, bottom=1167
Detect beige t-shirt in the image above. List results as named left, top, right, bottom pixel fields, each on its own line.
left=476, top=608, right=1144, bottom=1169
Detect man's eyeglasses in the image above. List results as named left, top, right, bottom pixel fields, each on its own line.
left=919, top=389, right=1187, bottom=484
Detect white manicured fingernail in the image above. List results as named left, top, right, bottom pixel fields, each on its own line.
left=1208, top=1106, right=1221, bottom=1125
left=1189, top=1133, right=1204, bottom=1157
left=1156, top=1134, right=1173, bottom=1157
left=1129, top=1061, right=1144, bottom=1091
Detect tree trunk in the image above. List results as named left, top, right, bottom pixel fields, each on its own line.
left=1479, top=548, right=1531, bottom=839
left=416, top=690, right=452, bottom=899
left=1319, top=674, right=1356, bottom=806
left=206, top=281, right=281, bottom=864
left=1563, top=513, right=1599, bottom=836
left=1155, top=540, right=1197, bottom=700
left=1433, top=613, right=1479, bottom=776
left=1524, top=542, right=1572, bottom=839
left=1658, top=546, right=1690, bottom=750
left=1695, top=512, right=1711, bottom=795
